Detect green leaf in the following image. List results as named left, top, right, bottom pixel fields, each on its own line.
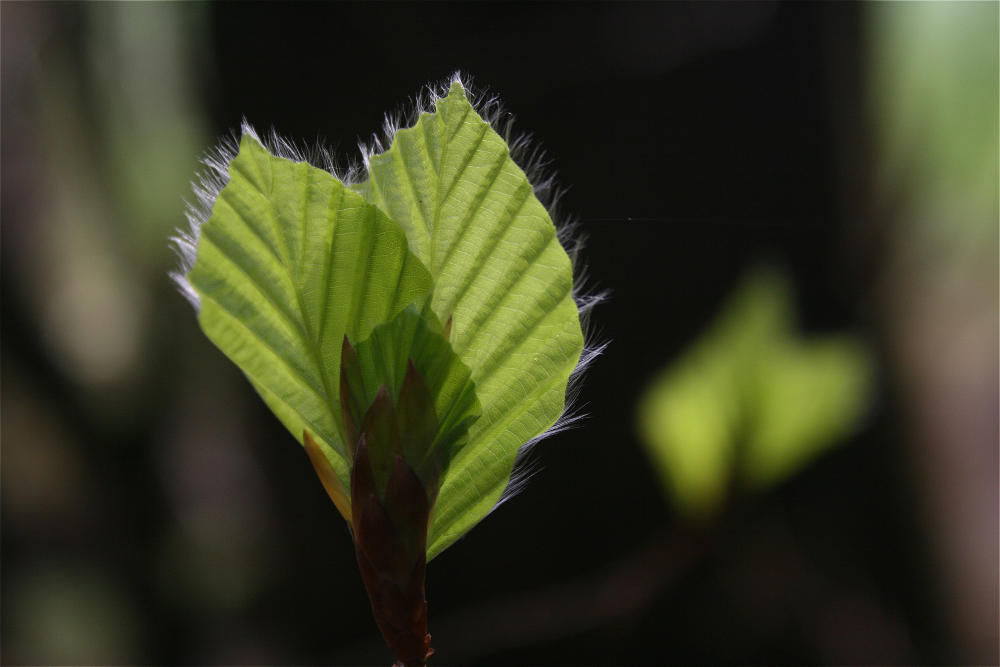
left=354, top=82, right=584, bottom=558
left=636, top=267, right=874, bottom=519
left=186, top=134, right=434, bottom=489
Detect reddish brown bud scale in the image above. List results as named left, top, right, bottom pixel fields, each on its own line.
left=383, top=454, right=431, bottom=564
left=351, top=433, right=434, bottom=666
left=360, top=385, right=402, bottom=498
left=396, top=360, right=441, bottom=498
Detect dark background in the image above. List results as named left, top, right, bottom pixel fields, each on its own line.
left=2, top=2, right=997, bottom=665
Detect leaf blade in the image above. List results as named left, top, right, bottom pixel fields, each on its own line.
left=357, top=83, right=584, bottom=558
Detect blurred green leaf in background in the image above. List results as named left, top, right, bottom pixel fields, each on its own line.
left=636, top=268, right=874, bottom=519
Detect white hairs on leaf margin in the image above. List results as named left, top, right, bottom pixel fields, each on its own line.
left=169, top=120, right=361, bottom=310
left=169, top=71, right=608, bottom=511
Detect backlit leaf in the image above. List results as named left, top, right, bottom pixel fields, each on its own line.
left=355, top=82, right=584, bottom=557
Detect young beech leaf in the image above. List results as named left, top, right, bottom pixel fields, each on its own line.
left=355, top=82, right=585, bottom=558
left=184, top=133, right=433, bottom=491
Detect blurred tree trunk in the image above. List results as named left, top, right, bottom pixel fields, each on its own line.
left=834, top=3, right=998, bottom=662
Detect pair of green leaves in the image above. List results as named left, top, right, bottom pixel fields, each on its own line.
left=181, top=81, right=584, bottom=559
left=637, top=268, right=874, bottom=518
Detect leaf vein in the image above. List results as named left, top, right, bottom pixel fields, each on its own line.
left=198, top=228, right=315, bottom=361
left=434, top=150, right=511, bottom=275
left=470, top=287, right=573, bottom=388
left=439, top=120, right=490, bottom=206
left=197, top=288, right=330, bottom=407
left=316, top=184, right=346, bottom=346
left=444, top=181, right=534, bottom=316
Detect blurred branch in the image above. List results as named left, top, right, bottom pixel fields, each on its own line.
left=340, top=530, right=700, bottom=663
